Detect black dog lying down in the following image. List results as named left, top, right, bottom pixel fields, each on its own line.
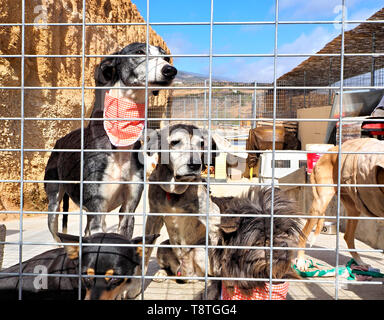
left=205, top=187, right=303, bottom=300
left=0, top=233, right=159, bottom=300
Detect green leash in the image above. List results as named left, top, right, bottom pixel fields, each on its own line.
left=292, top=259, right=384, bottom=280
left=292, top=259, right=354, bottom=280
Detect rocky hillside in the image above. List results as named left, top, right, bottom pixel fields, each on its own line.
left=0, top=0, right=171, bottom=212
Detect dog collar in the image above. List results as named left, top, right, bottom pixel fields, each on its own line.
left=221, top=282, right=289, bottom=300
left=166, top=192, right=171, bottom=202
left=103, top=92, right=145, bottom=147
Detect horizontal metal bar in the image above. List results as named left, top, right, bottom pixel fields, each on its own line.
left=0, top=147, right=350, bottom=153
left=1, top=19, right=383, bottom=27
left=1, top=240, right=382, bottom=256
left=3, top=117, right=384, bottom=123
left=4, top=178, right=384, bottom=189
left=2, top=85, right=384, bottom=90
left=3, top=271, right=379, bottom=286
left=4, top=117, right=384, bottom=123
left=2, top=52, right=384, bottom=59
left=0, top=117, right=342, bottom=122
left=2, top=209, right=384, bottom=223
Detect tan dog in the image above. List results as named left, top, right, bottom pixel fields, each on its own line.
left=296, top=138, right=384, bottom=271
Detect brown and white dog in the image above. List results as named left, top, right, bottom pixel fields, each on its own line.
left=296, top=138, right=384, bottom=271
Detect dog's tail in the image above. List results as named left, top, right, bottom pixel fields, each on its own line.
left=62, top=193, right=69, bottom=234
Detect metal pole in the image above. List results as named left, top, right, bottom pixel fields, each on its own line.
left=239, top=93, right=241, bottom=127
left=195, top=98, right=198, bottom=126
left=204, top=79, right=207, bottom=129
left=252, top=82, right=257, bottom=128
left=303, top=70, right=306, bottom=108
left=17, top=0, right=25, bottom=300
left=328, top=57, right=333, bottom=105
left=371, top=32, right=376, bottom=87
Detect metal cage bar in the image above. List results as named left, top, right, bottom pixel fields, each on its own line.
left=0, top=0, right=384, bottom=301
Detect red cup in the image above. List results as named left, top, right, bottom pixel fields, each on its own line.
left=307, top=153, right=321, bottom=174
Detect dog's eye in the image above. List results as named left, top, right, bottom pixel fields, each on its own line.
left=136, top=50, right=145, bottom=55
left=164, top=57, right=171, bottom=63
left=108, top=277, right=124, bottom=288
left=170, top=140, right=180, bottom=147
left=82, top=276, right=94, bottom=288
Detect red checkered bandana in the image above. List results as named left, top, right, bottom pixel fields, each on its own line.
left=103, top=92, right=146, bottom=147
left=221, top=282, right=289, bottom=300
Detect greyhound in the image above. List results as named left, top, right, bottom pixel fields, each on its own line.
left=143, top=124, right=222, bottom=286
left=44, top=42, right=177, bottom=243
left=296, top=138, right=384, bottom=271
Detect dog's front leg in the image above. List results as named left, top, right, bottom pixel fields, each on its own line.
left=118, top=182, right=143, bottom=239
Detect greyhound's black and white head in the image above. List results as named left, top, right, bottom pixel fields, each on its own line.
left=146, top=124, right=218, bottom=194
left=95, top=42, right=177, bottom=103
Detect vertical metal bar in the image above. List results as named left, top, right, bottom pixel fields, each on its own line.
left=77, top=0, right=87, bottom=300
left=17, top=0, right=26, bottom=300
left=238, top=94, right=241, bottom=127
left=204, top=79, right=207, bottom=129
left=195, top=98, right=198, bottom=126
left=334, top=0, right=346, bottom=300
left=203, top=0, right=214, bottom=299
left=303, top=70, right=306, bottom=108
left=268, top=0, right=279, bottom=300
left=141, top=0, right=151, bottom=300
left=328, top=57, right=333, bottom=104
left=371, top=32, right=376, bottom=87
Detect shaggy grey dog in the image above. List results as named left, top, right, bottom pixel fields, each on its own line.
left=203, top=187, right=303, bottom=300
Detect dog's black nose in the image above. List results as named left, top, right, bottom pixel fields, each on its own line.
left=161, top=65, right=177, bottom=79
left=188, top=163, right=201, bottom=171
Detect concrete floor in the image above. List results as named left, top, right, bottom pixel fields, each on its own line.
left=1, top=179, right=384, bottom=300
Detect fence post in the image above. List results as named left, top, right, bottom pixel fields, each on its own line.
left=204, top=79, right=207, bottom=129
left=238, top=93, right=241, bottom=128
left=371, top=32, right=376, bottom=87
left=303, top=70, right=306, bottom=108
left=252, top=82, right=257, bottom=128
left=195, top=98, right=198, bottom=126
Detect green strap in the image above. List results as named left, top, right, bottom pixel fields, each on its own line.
left=293, top=258, right=384, bottom=280
left=292, top=259, right=355, bottom=280
left=346, top=259, right=384, bottom=278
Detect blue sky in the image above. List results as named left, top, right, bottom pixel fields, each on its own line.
left=133, top=0, right=383, bottom=82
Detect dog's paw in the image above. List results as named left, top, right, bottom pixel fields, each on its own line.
left=152, top=269, right=168, bottom=282
left=295, top=258, right=311, bottom=272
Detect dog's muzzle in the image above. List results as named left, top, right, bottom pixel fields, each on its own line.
left=175, top=163, right=202, bottom=181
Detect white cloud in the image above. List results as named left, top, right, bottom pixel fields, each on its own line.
left=219, top=2, right=382, bottom=83
left=164, top=32, right=195, bottom=55
left=221, top=26, right=338, bottom=82
left=279, top=26, right=337, bottom=54
left=278, top=0, right=361, bottom=19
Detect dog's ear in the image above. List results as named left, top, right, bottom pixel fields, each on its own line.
left=131, top=234, right=160, bottom=258
left=219, top=216, right=241, bottom=234
left=199, top=129, right=219, bottom=165
left=57, top=233, right=89, bottom=260
left=94, top=56, right=119, bottom=86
